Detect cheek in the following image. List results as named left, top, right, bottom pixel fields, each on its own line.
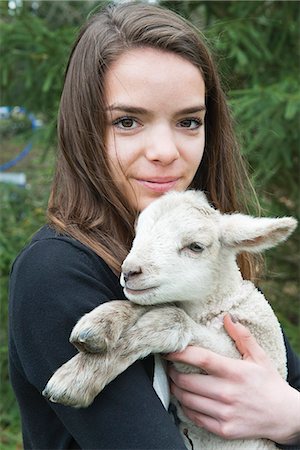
left=106, top=133, right=134, bottom=177
left=186, top=136, right=205, bottom=172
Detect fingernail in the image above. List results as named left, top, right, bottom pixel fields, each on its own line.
left=230, top=314, right=238, bottom=323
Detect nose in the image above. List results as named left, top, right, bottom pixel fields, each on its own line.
left=123, top=268, right=142, bottom=283
left=146, top=124, right=179, bottom=165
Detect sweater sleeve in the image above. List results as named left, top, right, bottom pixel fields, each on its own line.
left=284, top=332, right=300, bottom=391
left=275, top=332, right=300, bottom=449
left=9, top=235, right=186, bottom=450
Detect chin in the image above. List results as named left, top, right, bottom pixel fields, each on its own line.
left=135, top=196, right=160, bottom=212
left=124, top=287, right=162, bottom=305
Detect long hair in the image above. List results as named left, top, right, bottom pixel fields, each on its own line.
left=48, top=2, right=260, bottom=278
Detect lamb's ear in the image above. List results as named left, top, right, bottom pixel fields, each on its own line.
left=220, top=213, right=297, bottom=253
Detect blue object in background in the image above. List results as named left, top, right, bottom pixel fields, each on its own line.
left=0, top=142, right=32, bottom=172
left=0, top=106, right=42, bottom=174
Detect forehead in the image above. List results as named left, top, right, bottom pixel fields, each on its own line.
left=104, top=47, right=205, bottom=108
left=137, top=198, right=218, bottom=240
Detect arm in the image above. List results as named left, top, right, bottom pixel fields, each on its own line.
left=9, top=233, right=186, bottom=450
left=283, top=331, right=300, bottom=391
left=165, top=315, right=300, bottom=447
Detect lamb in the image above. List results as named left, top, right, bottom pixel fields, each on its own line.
left=43, top=190, right=297, bottom=449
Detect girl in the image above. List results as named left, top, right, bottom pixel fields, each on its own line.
left=9, top=3, right=300, bottom=449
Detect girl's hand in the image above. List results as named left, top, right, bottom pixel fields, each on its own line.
left=165, top=315, right=300, bottom=445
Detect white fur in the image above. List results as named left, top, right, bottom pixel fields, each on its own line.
left=43, top=190, right=297, bottom=450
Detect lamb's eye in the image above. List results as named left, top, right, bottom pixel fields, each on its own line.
left=187, top=242, right=204, bottom=253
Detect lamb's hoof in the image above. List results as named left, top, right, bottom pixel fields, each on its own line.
left=42, top=372, right=94, bottom=408
left=70, top=329, right=107, bottom=353
left=70, top=300, right=135, bottom=353
left=42, top=385, right=85, bottom=408
left=70, top=316, right=121, bottom=353
left=42, top=387, right=92, bottom=408
left=42, top=353, right=100, bottom=408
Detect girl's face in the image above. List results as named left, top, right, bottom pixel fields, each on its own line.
left=105, top=48, right=206, bottom=211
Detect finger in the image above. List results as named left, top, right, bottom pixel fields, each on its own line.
left=168, top=366, right=233, bottom=400
left=164, top=346, right=239, bottom=377
left=180, top=405, right=238, bottom=440
left=170, top=382, right=225, bottom=418
left=168, top=366, right=239, bottom=404
left=181, top=405, right=222, bottom=435
left=223, top=314, right=268, bottom=363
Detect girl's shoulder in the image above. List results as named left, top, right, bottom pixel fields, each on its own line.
left=15, top=224, right=106, bottom=269
left=11, top=224, right=124, bottom=299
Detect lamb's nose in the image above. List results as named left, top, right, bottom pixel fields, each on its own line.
left=123, top=268, right=142, bottom=283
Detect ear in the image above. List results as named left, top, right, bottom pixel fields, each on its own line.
left=220, top=213, right=297, bottom=253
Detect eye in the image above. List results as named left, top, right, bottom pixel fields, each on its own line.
left=186, top=242, right=204, bottom=253
left=177, top=118, right=202, bottom=130
left=112, top=116, right=140, bottom=130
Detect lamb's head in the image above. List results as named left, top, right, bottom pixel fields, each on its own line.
left=120, top=190, right=297, bottom=306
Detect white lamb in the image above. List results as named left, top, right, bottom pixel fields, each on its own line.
left=43, top=190, right=297, bottom=450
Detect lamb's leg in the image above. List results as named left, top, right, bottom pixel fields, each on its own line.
left=119, top=307, right=239, bottom=360
left=43, top=353, right=107, bottom=408
left=43, top=306, right=237, bottom=408
left=70, top=300, right=148, bottom=353
left=43, top=305, right=192, bottom=407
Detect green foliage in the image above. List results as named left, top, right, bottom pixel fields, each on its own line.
left=0, top=0, right=109, bottom=149
left=205, top=3, right=300, bottom=195
left=0, top=186, right=46, bottom=272
left=230, top=80, right=300, bottom=190
left=0, top=13, right=73, bottom=124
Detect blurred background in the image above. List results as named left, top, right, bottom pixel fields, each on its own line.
left=0, top=1, right=299, bottom=448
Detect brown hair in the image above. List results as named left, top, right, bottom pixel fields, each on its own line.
left=48, top=1, right=260, bottom=278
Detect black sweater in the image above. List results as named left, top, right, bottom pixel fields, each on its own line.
left=9, top=225, right=300, bottom=450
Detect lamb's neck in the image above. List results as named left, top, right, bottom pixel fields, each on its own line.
left=178, top=263, right=254, bottom=322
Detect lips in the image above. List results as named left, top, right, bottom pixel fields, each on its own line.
left=125, top=286, right=156, bottom=295
left=136, top=177, right=180, bottom=193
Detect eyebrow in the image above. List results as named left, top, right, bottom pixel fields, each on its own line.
left=107, top=104, right=206, bottom=115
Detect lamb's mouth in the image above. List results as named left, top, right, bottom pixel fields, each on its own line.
left=124, top=286, right=158, bottom=296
